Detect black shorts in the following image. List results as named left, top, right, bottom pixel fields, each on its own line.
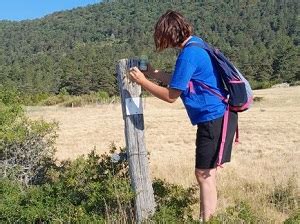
left=195, top=111, right=238, bottom=169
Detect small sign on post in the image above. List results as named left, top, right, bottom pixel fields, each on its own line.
left=116, top=59, right=156, bottom=223
left=125, top=97, right=143, bottom=115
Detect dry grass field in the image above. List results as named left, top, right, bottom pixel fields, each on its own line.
left=27, top=86, right=300, bottom=222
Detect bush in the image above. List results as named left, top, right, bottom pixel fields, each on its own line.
left=0, top=85, right=52, bottom=106
left=19, top=92, right=51, bottom=106
left=250, top=80, right=274, bottom=90
left=290, top=81, right=300, bottom=86
left=0, top=87, right=117, bottom=107
left=209, top=201, right=262, bottom=223
left=0, top=147, right=133, bottom=223
left=40, top=94, right=71, bottom=106
left=62, top=96, right=84, bottom=107
left=0, top=86, right=21, bottom=106
left=0, top=103, right=23, bottom=131
left=151, top=206, right=184, bottom=223
left=95, top=91, right=110, bottom=102
left=0, top=88, right=58, bottom=186
left=284, top=209, right=300, bottom=224
left=0, top=144, right=200, bottom=223
left=62, top=91, right=117, bottom=107
left=0, top=178, right=106, bottom=223
left=152, top=178, right=197, bottom=222
left=0, top=117, right=58, bottom=186
left=40, top=91, right=117, bottom=107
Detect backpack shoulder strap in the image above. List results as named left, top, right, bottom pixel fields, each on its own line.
left=185, top=41, right=210, bottom=52
left=185, top=41, right=228, bottom=102
left=186, top=41, right=240, bottom=81
left=190, top=80, right=228, bottom=103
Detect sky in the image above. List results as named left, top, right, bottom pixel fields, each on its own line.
left=0, top=0, right=102, bottom=21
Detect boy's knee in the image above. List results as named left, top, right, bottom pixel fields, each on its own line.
left=195, top=168, right=217, bottom=184
left=195, top=169, right=211, bottom=180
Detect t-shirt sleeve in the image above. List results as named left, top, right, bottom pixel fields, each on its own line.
left=169, top=59, right=197, bottom=91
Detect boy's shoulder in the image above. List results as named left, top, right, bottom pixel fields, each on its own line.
left=179, top=36, right=211, bottom=65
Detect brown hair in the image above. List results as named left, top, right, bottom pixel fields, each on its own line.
left=154, top=10, right=193, bottom=51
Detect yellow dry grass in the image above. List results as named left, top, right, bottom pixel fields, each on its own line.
left=27, top=86, right=300, bottom=222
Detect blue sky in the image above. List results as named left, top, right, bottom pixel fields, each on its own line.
left=0, top=0, right=102, bottom=21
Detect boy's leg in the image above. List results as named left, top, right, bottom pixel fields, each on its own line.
left=195, top=168, right=217, bottom=222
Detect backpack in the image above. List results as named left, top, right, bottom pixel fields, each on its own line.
left=186, top=41, right=253, bottom=167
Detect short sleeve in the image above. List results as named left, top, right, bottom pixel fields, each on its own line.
left=169, top=59, right=197, bottom=91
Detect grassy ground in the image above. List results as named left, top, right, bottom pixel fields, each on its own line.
left=27, top=86, right=300, bottom=223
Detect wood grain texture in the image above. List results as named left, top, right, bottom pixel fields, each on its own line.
left=116, top=59, right=155, bottom=223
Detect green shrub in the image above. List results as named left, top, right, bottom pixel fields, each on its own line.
left=0, top=178, right=106, bottom=223
left=1, top=88, right=58, bottom=186
left=41, top=91, right=118, bottom=107
left=290, top=81, right=300, bottom=86
left=209, top=201, right=262, bottom=223
left=0, top=103, right=23, bottom=132
left=19, top=92, right=51, bottom=106
left=0, top=144, right=200, bottom=223
left=54, top=149, right=134, bottom=215
left=97, top=91, right=109, bottom=99
left=40, top=94, right=71, bottom=106
left=0, top=117, right=58, bottom=185
left=0, top=85, right=52, bottom=106
left=0, top=86, right=117, bottom=107
left=152, top=178, right=197, bottom=222
left=151, top=206, right=183, bottom=223
left=0, top=86, right=21, bottom=105
left=0, top=147, right=133, bottom=223
left=62, top=96, right=84, bottom=107
left=251, top=80, right=274, bottom=90
left=284, top=209, right=300, bottom=224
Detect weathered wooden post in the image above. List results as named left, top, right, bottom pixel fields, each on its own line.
left=116, top=59, right=156, bottom=223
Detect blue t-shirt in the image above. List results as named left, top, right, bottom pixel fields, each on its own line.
left=169, top=36, right=227, bottom=125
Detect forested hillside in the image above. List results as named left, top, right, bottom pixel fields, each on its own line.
left=0, top=0, right=299, bottom=96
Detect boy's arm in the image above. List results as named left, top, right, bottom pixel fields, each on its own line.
left=129, top=66, right=181, bottom=103
left=143, top=64, right=171, bottom=85
left=151, top=70, right=171, bottom=85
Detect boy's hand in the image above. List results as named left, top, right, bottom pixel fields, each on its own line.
left=129, top=67, right=147, bottom=85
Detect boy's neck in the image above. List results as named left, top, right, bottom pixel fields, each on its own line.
left=179, top=36, right=192, bottom=48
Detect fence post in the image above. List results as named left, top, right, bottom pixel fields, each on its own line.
left=116, top=58, right=156, bottom=223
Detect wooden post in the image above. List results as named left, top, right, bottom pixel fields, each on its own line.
left=116, top=59, right=156, bottom=223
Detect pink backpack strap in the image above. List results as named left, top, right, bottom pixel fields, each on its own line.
left=188, top=80, right=238, bottom=168
left=217, top=105, right=229, bottom=167
left=188, top=81, right=196, bottom=93
left=235, top=124, right=239, bottom=143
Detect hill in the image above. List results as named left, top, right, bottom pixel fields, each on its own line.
left=0, top=0, right=299, bottom=96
